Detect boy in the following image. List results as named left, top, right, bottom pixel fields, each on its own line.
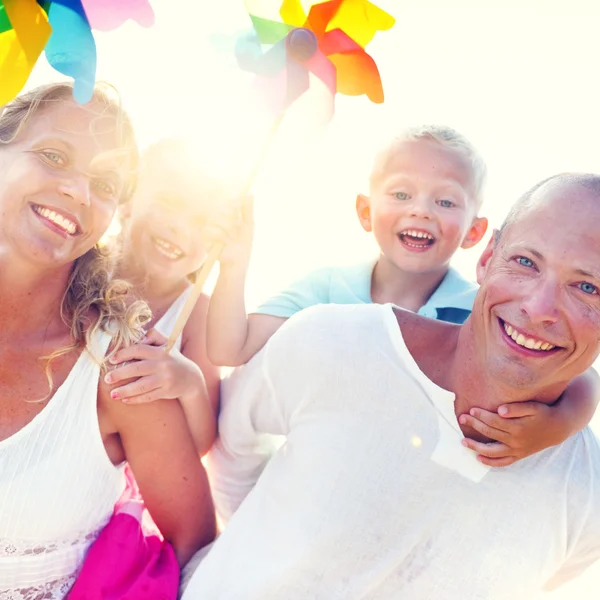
left=205, top=125, right=598, bottom=465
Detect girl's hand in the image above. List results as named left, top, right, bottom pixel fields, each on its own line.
left=201, top=193, right=254, bottom=268
left=459, top=401, right=566, bottom=467
left=105, top=329, right=205, bottom=404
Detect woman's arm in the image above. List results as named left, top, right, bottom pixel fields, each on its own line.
left=98, top=378, right=216, bottom=566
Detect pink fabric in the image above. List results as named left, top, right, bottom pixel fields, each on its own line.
left=68, top=467, right=179, bottom=599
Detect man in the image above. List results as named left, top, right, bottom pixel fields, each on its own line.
left=183, top=174, right=600, bottom=599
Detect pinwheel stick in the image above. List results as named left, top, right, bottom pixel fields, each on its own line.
left=165, top=112, right=285, bottom=353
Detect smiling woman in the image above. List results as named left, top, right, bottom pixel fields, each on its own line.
left=0, top=83, right=216, bottom=599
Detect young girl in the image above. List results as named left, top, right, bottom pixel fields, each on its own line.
left=105, top=138, right=222, bottom=455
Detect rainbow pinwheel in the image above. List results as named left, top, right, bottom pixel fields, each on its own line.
left=236, top=0, right=395, bottom=118
left=0, top=0, right=154, bottom=106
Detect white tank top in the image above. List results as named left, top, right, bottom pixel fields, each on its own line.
left=0, top=330, right=126, bottom=599
left=154, top=286, right=193, bottom=352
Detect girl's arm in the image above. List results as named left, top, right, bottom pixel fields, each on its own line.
left=99, top=379, right=216, bottom=566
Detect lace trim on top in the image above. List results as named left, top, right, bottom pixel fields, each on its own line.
left=0, top=574, right=76, bottom=600
left=0, top=527, right=101, bottom=557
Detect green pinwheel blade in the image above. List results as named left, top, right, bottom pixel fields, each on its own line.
left=249, top=14, right=293, bottom=45
left=0, top=3, right=13, bottom=34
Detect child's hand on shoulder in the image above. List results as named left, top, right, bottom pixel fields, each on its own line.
left=458, top=402, right=567, bottom=467
left=104, top=329, right=205, bottom=404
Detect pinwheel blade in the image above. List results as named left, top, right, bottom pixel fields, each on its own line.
left=279, top=0, right=306, bottom=28
left=44, top=0, right=97, bottom=104
left=328, top=50, right=384, bottom=102
left=80, top=0, right=155, bottom=31
left=0, top=0, right=51, bottom=106
left=325, top=0, right=395, bottom=47
left=306, top=50, right=336, bottom=97
left=249, top=13, right=293, bottom=44
left=285, top=55, right=310, bottom=106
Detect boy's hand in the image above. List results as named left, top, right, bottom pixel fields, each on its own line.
left=201, top=193, right=254, bottom=269
left=104, top=329, right=205, bottom=404
left=459, top=402, right=568, bottom=467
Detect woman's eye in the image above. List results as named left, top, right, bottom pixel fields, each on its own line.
left=394, top=192, right=410, bottom=201
left=577, top=282, right=598, bottom=295
left=516, top=256, right=534, bottom=268
left=39, top=150, right=66, bottom=166
left=438, top=199, right=455, bottom=208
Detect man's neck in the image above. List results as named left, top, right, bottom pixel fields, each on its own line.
left=394, top=310, right=568, bottom=442
left=0, top=254, right=71, bottom=340
left=371, top=256, right=448, bottom=313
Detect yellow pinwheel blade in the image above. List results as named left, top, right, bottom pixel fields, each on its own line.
left=0, top=0, right=51, bottom=106
left=326, top=0, right=395, bottom=48
left=280, top=0, right=306, bottom=27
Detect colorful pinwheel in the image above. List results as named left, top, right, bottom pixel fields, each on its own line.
left=236, top=0, right=395, bottom=118
left=0, top=0, right=154, bottom=106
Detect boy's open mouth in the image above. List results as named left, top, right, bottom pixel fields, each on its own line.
left=398, top=229, right=436, bottom=250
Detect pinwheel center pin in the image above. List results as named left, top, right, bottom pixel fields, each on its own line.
left=286, top=27, right=318, bottom=62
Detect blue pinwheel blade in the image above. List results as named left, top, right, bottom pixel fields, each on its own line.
left=44, top=0, right=97, bottom=104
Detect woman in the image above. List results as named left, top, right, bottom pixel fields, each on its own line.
left=0, top=83, right=216, bottom=599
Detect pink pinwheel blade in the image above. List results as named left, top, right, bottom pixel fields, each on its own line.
left=285, top=56, right=310, bottom=107
left=306, top=50, right=336, bottom=97
left=81, top=0, right=155, bottom=31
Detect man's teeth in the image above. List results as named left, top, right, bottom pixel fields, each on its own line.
left=33, top=206, right=77, bottom=235
left=503, top=322, right=555, bottom=351
left=153, top=237, right=183, bottom=259
left=401, top=229, right=434, bottom=240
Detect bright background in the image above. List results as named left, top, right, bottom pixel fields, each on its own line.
left=24, top=0, right=600, bottom=596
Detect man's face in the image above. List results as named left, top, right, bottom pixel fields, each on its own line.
left=473, top=179, right=600, bottom=392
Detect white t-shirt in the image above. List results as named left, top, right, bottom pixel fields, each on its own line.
left=183, top=303, right=600, bottom=600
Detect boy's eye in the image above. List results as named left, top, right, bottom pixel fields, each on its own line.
left=438, top=199, right=455, bottom=208
left=577, top=282, right=598, bottom=295
left=516, top=256, right=534, bottom=268
left=394, top=192, right=410, bottom=201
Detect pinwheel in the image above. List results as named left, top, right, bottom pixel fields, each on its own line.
left=0, top=0, right=154, bottom=106
left=235, top=0, right=395, bottom=119
left=166, top=0, right=395, bottom=351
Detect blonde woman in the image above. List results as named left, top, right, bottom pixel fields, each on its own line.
left=0, top=83, right=215, bottom=599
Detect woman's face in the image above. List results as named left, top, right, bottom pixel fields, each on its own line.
left=0, top=99, right=131, bottom=270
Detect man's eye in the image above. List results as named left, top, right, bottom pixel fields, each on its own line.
left=516, top=256, right=534, bottom=268
left=578, top=282, right=598, bottom=295
left=394, top=192, right=410, bottom=201
left=438, top=199, right=455, bottom=208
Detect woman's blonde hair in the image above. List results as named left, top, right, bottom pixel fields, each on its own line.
left=0, top=82, right=151, bottom=396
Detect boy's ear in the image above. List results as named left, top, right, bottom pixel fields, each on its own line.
left=356, top=194, right=372, bottom=232
left=461, top=216, right=488, bottom=249
left=476, top=229, right=498, bottom=284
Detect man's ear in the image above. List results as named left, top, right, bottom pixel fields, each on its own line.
left=476, top=229, right=498, bottom=284
left=461, top=216, right=488, bottom=249
left=356, top=194, right=372, bottom=232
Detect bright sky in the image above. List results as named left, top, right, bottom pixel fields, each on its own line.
left=23, top=1, right=600, bottom=596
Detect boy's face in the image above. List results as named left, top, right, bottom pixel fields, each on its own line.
left=356, top=139, right=487, bottom=275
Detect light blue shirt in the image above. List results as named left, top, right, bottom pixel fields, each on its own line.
left=253, top=260, right=478, bottom=325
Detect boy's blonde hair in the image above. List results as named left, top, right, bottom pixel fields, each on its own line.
left=369, top=125, right=487, bottom=208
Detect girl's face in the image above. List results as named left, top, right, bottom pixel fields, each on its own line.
left=125, top=165, right=212, bottom=283
left=0, top=100, right=130, bottom=271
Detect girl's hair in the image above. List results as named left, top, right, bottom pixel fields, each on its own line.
left=0, top=82, right=151, bottom=396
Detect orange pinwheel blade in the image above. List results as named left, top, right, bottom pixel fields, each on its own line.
left=328, top=50, right=384, bottom=102
left=321, top=0, right=395, bottom=47
left=0, top=0, right=51, bottom=106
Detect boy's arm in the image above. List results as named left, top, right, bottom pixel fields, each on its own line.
left=460, top=367, right=600, bottom=466
left=206, top=261, right=287, bottom=367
